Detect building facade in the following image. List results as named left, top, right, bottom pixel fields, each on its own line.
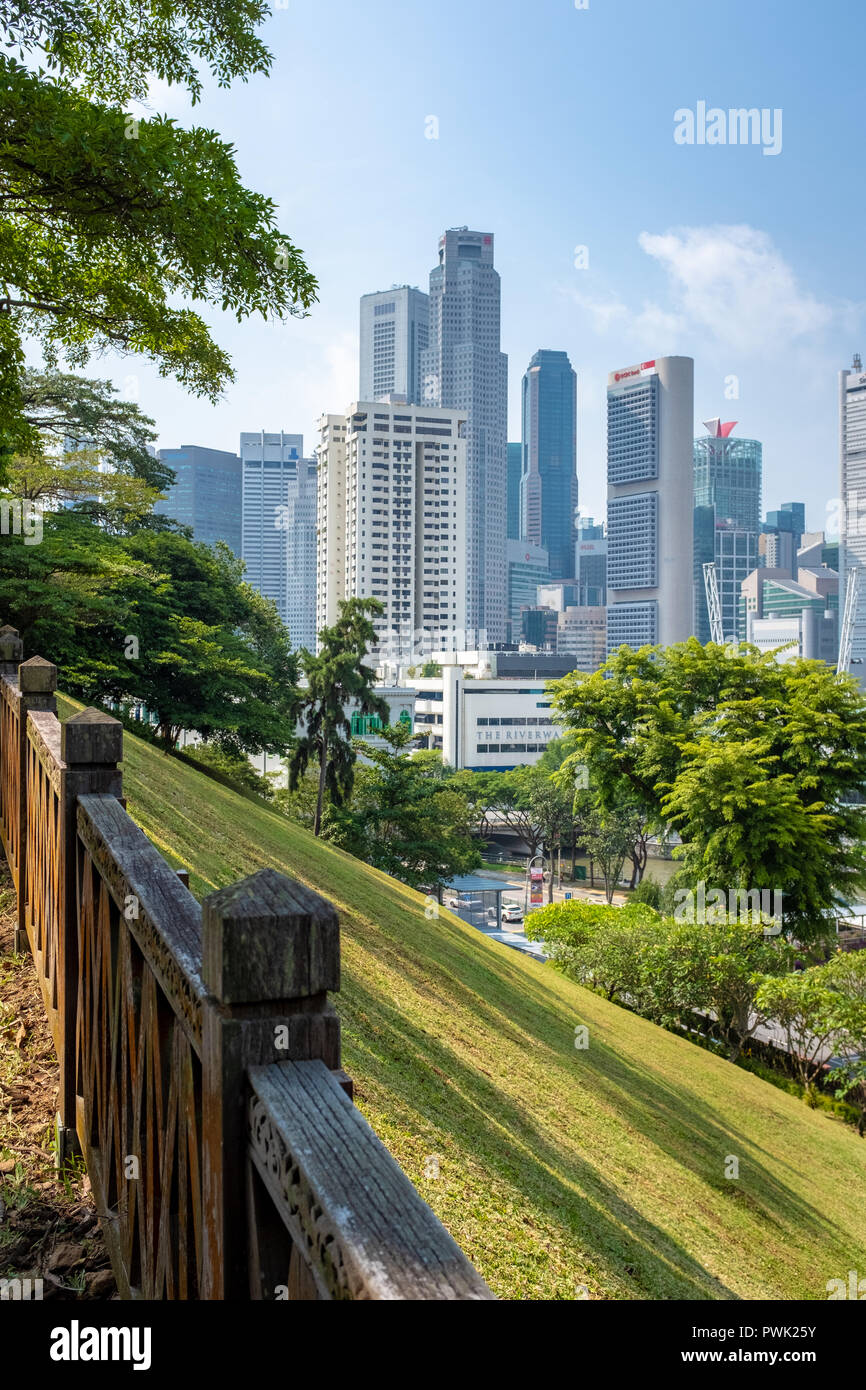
left=739, top=565, right=839, bottom=664
left=606, top=356, right=695, bottom=652
left=240, top=432, right=316, bottom=648
left=574, top=515, right=607, bottom=606
left=519, top=349, right=578, bottom=579
left=839, top=353, right=866, bottom=666
left=556, top=605, right=607, bottom=672
left=359, top=286, right=429, bottom=404
left=409, top=665, right=559, bottom=770
left=507, top=538, right=549, bottom=643
left=155, top=445, right=242, bottom=554
left=421, top=228, right=508, bottom=642
left=507, top=442, right=522, bottom=540
left=316, top=401, right=467, bottom=667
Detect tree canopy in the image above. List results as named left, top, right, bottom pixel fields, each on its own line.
left=0, top=1, right=316, bottom=456
left=551, top=641, right=866, bottom=939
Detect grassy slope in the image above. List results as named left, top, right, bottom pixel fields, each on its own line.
left=59, top=699, right=866, bottom=1301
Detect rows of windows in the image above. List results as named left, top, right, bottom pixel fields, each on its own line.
left=476, top=744, right=547, bottom=754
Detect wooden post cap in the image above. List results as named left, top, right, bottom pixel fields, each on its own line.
left=61, top=708, right=123, bottom=765
left=18, top=656, right=57, bottom=694
left=202, top=867, right=339, bottom=1005
left=0, top=626, right=23, bottom=661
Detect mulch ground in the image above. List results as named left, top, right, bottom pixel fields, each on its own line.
left=0, top=867, right=116, bottom=1298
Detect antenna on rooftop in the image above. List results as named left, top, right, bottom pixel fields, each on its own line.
left=854, top=352, right=862, bottom=371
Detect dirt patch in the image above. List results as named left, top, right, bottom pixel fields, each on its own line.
left=0, top=866, right=115, bottom=1298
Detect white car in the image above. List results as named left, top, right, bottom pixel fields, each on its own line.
left=502, top=904, right=524, bottom=925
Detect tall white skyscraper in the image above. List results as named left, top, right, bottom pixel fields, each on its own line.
left=606, top=356, right=695, bottom=652
left=839, top=352, right=866, bottom=666
left=421, top=228, right=508, bottom=643
left=316, top=401, right=467, bottom=666
left=359, top=286, right=429, bottom=404
left=240, top=431, right=317, bottom=650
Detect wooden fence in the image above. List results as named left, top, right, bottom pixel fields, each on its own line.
left=0, top=626, right=492, bottom=1300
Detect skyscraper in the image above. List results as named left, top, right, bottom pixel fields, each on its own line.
left=154, top=445, right=242, bottom=554
left=575, top=515, right=607, bottom=606
left=606, top=356, right=694, bottom=651
left=240, top=431, right=317, bottom=649
left=421, top=228, right=508, bottom=642
left=519, top=350, right=578, bottom=579
left=359, top=286, right=429, bottom=404
left=692, top=419, right=762, bottom=641
left=693, top=419, right=762, bottom=531
left=506, top=539, right=549, bottom=643
left=840, top=352, right=866, bottom=669
left=316, top=401, right=467, bottom=666
left=507, top=442, right=522, bottom=540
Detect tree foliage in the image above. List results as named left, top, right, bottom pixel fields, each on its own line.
left=551, top=641, right=866, bottom=939
left=289, top=598, right=388, bottom=837
left=0, top=2, right=316, bottom=455
left=327, top=725, right=480, bottom=890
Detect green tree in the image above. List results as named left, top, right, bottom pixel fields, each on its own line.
left=8, top=371, right=179, bottom=531
left=0, top=1, right=316, bottom=456
left=755, top=968, right=852, bottom=1091
left=647, top=919, right=789, bottom=1061
left=525, top=899, right=665, bottom=1008
left=327, top=724, right=481, bottom=890
left=551, top=641, right=866, bottom=940
left=526, top=768, right=572, bottom=901
left=0, top=512, right=300, bottom=751
left=289, top=598, right=388, bottom=837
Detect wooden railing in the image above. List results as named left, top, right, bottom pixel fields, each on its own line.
left=0, top=626, right=493, bottom=1301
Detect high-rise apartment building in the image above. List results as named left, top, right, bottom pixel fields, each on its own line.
left=520, top=349, right=578, bottom=579
left=240, top=431, right=317, bottom=649
left=692, top=420, right=762, bottom=640
left=154, top=445, right=242, bottom=554
left=359, top=286, right=429, bottom=404
left=840, top=352, right=866, bottom=666
left=606, top=356, right=695, bottom=652
left=316, top=402, right=467, bottom=666
left=421, top=228, right=508, bottom=642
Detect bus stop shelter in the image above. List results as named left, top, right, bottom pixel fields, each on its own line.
left=439, top=874, right=507, bottom=930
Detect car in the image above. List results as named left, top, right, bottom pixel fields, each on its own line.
left=502, top=904, right=524, bottom=924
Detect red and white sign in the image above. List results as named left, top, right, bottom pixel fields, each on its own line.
left=530, top=866, right=544, bottom=906
left=613, top=360, right=657, bottom=383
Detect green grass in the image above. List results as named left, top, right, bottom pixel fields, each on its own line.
left=58, top=696, right=866, bottom=1300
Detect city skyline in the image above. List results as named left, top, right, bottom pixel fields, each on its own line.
left=46, top=0, right=862, bottom=535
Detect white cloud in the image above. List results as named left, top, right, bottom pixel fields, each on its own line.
left=636, top=225, right=835, bottom=355
left=568, top=225, right=848, bottom=360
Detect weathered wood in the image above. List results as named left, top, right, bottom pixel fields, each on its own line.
left=247, top=1060, right=494, bottom=1300
left=75, top=794, right=206, bottom=1298
left=202, top=867, right=339, bottom=1004
left=76, top=795, right=206, bottom=1051
left=0, top=622, right=494, bottom=1303
left=0, top=624, right=23, bottom=674
left=201, top=869, right=342, bottom=1300
left=7, top=661, right=58, bottom=951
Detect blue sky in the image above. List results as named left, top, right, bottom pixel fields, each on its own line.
left=91, top=0, right=863, bottom=528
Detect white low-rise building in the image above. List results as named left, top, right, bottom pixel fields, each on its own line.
left=408, top=663, right=560, bottom=770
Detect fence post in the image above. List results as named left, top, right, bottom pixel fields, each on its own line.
left=200, top=867, right=341, bottom=1300
left=0, top=624, right=23, bottom=677
left=57, top=708, right=123, bottom=1163
left=14, top=658, right=57, bottom=953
